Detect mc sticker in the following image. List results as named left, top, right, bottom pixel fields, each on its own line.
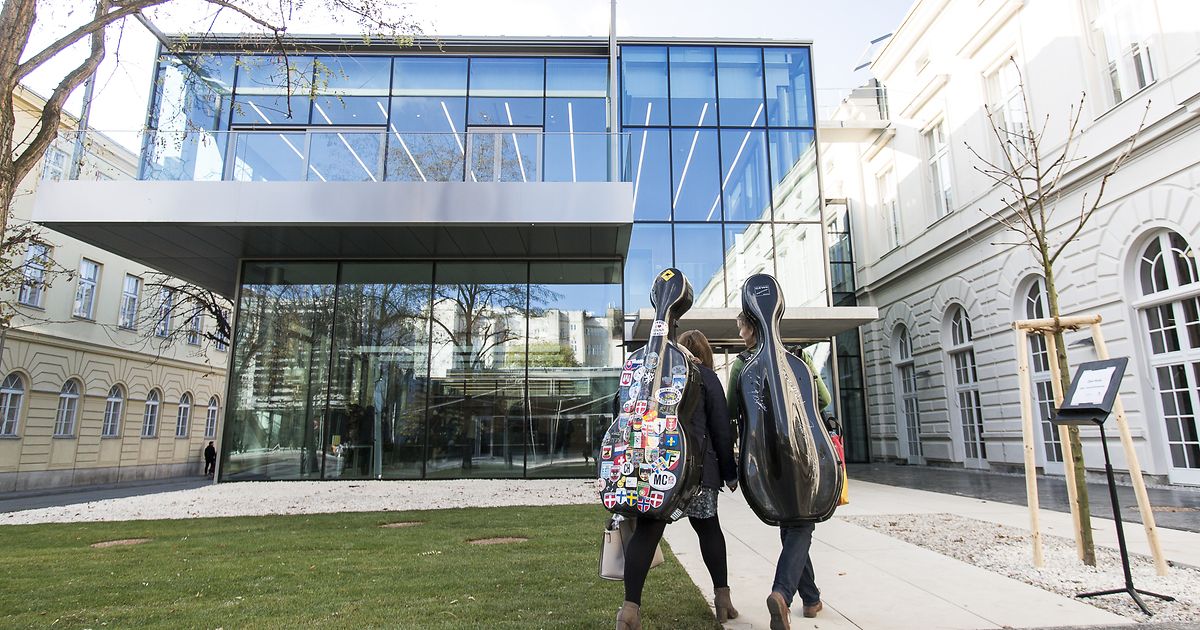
left=649, top=470, right=677, bottom=490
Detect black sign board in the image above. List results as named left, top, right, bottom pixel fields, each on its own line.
left=1052, top=357, right=1128, bottom=426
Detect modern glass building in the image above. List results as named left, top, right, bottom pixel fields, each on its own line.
left=33, top=37, right=876, bottom=480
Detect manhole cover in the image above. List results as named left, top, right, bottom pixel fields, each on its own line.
left=468, top=537, right=528, bottom=545
left=380, top=521, right=425, bottom=528
left=90, top=538, right=151, bottom=548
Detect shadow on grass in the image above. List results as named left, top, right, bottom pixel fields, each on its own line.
left=0, top=504, right=719, bottom=629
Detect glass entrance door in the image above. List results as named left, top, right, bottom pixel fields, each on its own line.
left=466, top=127, right=542, bottom=182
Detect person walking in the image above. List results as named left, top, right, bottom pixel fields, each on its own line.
left=727, top=311, right=829, bottom=629
left=203, top=441, right=217, bottom=477
left=615, top=331, right=739, bottom=629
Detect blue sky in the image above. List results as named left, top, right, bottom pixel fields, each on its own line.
left=23, top=0, right=913, bottom=148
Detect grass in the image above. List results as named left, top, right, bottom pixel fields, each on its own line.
left=0, top=504, right=720, bottom=629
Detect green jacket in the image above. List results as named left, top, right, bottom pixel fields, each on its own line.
left=726, top=350, right=832, bottom=421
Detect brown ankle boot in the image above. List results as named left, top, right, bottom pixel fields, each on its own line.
left=766, top=592, right=791, bottom=630
left=615, top=601, right=641, bottom=630
left=714, top=587, right=739, bottom=623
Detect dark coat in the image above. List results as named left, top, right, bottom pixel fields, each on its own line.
left=691, top=365, right=738, bottom=489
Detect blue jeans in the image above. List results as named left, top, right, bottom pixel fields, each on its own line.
left=771, top=524, right=820, bottom=607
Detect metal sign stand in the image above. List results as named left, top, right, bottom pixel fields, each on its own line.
left=1054, top=357, right=1174, bottom=616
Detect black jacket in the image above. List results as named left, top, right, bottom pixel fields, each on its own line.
left=691, top=365, right=738, bottom=489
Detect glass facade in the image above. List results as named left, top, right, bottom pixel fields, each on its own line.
left=145, top=41, right=832, bottom=480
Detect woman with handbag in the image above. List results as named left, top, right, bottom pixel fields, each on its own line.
left=615, top=330, right=739, bottom=629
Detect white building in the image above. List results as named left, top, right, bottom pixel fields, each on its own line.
left=823, top=0, right=1200, bottom=485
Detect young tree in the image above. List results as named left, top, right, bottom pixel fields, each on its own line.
left=967, top=57, right=1148, bottom=566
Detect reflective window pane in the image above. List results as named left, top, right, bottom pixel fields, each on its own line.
left=626, top=129, right=670, bottom=220
left=625, top=224, right=673, bottom=312
left=467, top=129, right=541, bottom=182
left=527, top=261, right=623, bottom=477
left=232, top=94, right=310, bottom=125
left=328, top=263, right=432, bottom=479
left=231, top=132, right=307, bottom=181
left=669, top=47, right=717, bottom=126
left=720, top=129, right=771, bottom=221
left=545, top=98, right=609, bottom=182
left=764, top=47, right=814, bottom=127
left=393, top=58, right=468, bottom=96
left=676, top=224, right=725, bottom=308
left=315, top=56, right=391, bottom=93
left=773, top=223, right=828, bottom=307
left=223, top=262, right=337, bottom=480
left=769, top=129, right=820, bottom=221
left=468, top=97, right=543, bottom=126
left=232, top=55, right=315, bottom=124
left=717, top=47, right=765, bottom=126
left=311, top=97, right=388, bottom=125
left=469, top=58, right=545, bottom=96
left=621, top=46, right=669, bottom=126
left=723, top=223, right=775, bottom=306
left=671, top=129, right=721, bottom=221
left=307, top=131, right=383, bottom=181
left=386, top=97, right=466, bottom=181
left=428, top=262, right=528, bottom=478
left=547, top=58, right=608, bottom=98
left=143, top=54, right=234, bottom=180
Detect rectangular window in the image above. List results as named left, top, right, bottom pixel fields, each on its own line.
left=72, top=259, right=100, bottom=319
left=1091, top=0, right=1156, bottom=105
left=205, top=403, right=218, bottom=438
left=986, top=60, right=1029, bottom=163
left=187, top=312, right=203, bottom=346
left=41, top=148, right=68, bottom=181
left=119, top=275, right=141, bottom=329
left=924, top=120, right=953, bottom=218
left=878, top=168, right=899, bottom=249
left=18, top=243, right=51, bottom=308
left=155, top=288, right=174, bottom=338
left=214, top=308, right=229, bottom=351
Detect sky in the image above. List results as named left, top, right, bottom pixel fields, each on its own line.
left=22, top=0, right=913, bottom=149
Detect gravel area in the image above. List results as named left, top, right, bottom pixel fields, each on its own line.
left=845, top=513, right=1200, bottom=623
left=0, top=479, right=597, bottom=525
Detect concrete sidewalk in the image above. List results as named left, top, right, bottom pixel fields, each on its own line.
left=663, top=479, right=1199, bottom=629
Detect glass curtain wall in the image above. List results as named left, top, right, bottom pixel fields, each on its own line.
left=223, top=260, right=622, bottom=480
left=621, top=44, right=826, bottom=312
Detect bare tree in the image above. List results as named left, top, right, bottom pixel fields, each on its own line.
left=966, top=57, right=1149, bottom=566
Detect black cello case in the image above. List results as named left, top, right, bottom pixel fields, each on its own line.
left=736, top=273, right=843, bottom=525
left=597, top=268, right=704, bottom=522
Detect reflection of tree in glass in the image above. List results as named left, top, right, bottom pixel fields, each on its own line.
left=432, top=283, right=559, bottom=370
left=514, top=342, right=581, bottom=368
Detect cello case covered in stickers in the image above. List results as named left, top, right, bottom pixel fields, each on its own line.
left=597, top=268, right=704, bottom=522
left=736, top=273, right=843, bottom=525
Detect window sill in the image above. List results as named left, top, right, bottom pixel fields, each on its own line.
left=52, top=435, right=76, bottom=439
left=175, top=435, right=190, bottom=440
left=1093, top=81, right=1157, bottom=123
left=71, top=315, right=95, bottom=322
left=0, top=434, right=20, bottom=439
left=17, top=303, right=45, bottom=311
left=117, top=325, right=138, bottom=333
left=141, top=435, right=158, bottom=440
left=100, top=434, right=121, bottom=439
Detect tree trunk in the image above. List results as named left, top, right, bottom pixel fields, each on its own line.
left=1044, top=264, right=1097, bottom=566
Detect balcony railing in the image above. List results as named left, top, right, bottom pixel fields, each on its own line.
left=816, top=85, right=889, bottom=122
left=129, top=129, right=631, bottom=183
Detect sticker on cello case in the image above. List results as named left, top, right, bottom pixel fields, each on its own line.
left=649, top=491, right=665, bottom=508
left=621, top=460, right=635, bottom=476
left=663, top=434, right=680, bottom=449
left=659, top=451, right=680, bottom=470
left=601, top=445, right=612, bottom=459
left=638, top=469, right=650, bottom=482
left=649, top=470, right=677, bottom=490
left=672, top=375, right=687, bottom=390
left=753, top=283, right=772, bottom=296
left=645, top=352, right=659, bottom=369
left=650, top=319, right=668, bottom=336
left=625, top=476, right=639, bottom=489
left=659, top=269, right=676, bottom=281
left=671, top=364, right=688, bottom=377
left=620, top=371, right=633, bottom=387
left=622, top=399, right=634, bottom=413
left=644, top=434, right=659, bottom=450
left=600, top=461, right=613, bottom=478
left=603, top=492, right=619, bottom=509
left=627, top=383, right=641, bottom=400
left=637, top=496, right=652, bottom=512
left=655, top=388, right=681, bottom=406
left=665, top=416, right=678, bottom=431
left=634, top=401, right=648, bottom=415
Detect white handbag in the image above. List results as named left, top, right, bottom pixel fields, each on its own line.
left=599, top=515, right=665, bottom=581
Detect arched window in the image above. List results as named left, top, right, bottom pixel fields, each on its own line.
left=53, top=379, right=81, bottom=437
left=102, top=385, right=124, bottom=437
left=141, top=389, right=161, bottom=437
left=1137, top=230, right=1200, bottom=480
left=0, top=373, right=25, bottom=436
left=894, top=325, right=922, bottom=463
left=1024, top=278, right=1063, bottom=466
left=175, top=393, right=192, bottom=438
left=205, top=396, right=220, bottom=439
left=947, top=306, right=986, bottom=465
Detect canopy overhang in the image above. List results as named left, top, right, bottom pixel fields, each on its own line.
left=33, top=180, right=633, bottom=296
left=631, top=306, right=879, bottom=343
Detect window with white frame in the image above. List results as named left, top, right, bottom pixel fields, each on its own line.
left=986, top=58, right=1029, bottom=163
left=53, top=379, right=81, bottom=437
left=947, top=306, right=986, bottom=463
left=924, top=119, right=954, bottom=219
left=205, top=396, right=219, bottom=438
left=187, top=311, right=203, bottom=346
left=1090, top=0, right=1156, bottom=105
left=1, top=373, right=25, bottom=436
left=1136, top=231, right=1200, bottom=477
left=41, top=147, right=67, bottom=181
left=72, top=259, right=100, bottom=319
left=214, top=308, right=230, bottom=351
left=119, top=274, right=142, bottom=330
left=102, top=385, right=124, bottom=437
left=141, top=390, right=161, bottom=437
left=894, top=325, right=921, bottom=459
left=878, top=168, right=900, bottom=250
left=155, top=288, right=174, bottom=338
left=1024, top=277, right=1063, bottom=464
left=18, top=243, right=51, bottom=308
left=175, top=393, right=192, bottom=438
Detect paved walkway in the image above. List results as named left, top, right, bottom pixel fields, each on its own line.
left=848, top=463, right=1200, bottom=533
left=663, top=479, right=1200, bottom=629
left=0, top=476, right=211, bottom=514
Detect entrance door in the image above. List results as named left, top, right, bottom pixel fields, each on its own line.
left=466, top=127, right=542, bottom=182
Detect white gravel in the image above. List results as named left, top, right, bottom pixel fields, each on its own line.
left=845, top=513, right=1200, bottom=623
left=0, top=479, right=598, bottom=525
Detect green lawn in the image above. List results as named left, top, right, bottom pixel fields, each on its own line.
left=0, top=504, right=720, bottom=629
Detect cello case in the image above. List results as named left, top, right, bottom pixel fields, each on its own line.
left=598, top=268, right=704, bottom=522
left=736, top=273, right=843, bottom=525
